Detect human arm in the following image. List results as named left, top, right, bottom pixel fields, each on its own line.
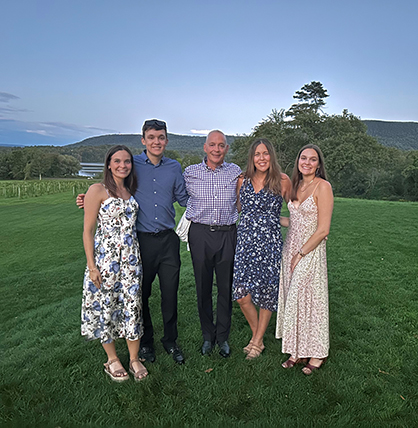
left=280, top=216, right=289, bottom=227
left=290, top=180, right=334, bottom=272
left=236, top=175, right=244, bottom=213
left=82, top=184, right=106, bottom=287
left=280, top=173, right=292, bottom=203
left=76, top=193, right=86, bottom=209
left=174, top=163, right=189, bottom=207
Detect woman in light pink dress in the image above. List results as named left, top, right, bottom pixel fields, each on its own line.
left=276, top=144, right=333, bottom=375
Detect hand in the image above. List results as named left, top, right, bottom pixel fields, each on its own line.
left=290, top=253, right=302, bottom=273
left=76, top=193, right=86, bottom=209
left=89, top=268, right=102, bottom=289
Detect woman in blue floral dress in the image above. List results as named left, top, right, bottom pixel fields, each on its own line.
left=81, top=145, right=147, bottom=381
left=232, top=139, right=291, bottom=360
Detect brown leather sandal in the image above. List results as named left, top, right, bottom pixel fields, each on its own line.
left=104, top=358, right=129, bottom=382
left=129, top=358, right=148, bottom=382
left=302, top=357, right=328, bottom=375
left=245, top=344, right=265, bottom=360
left=281, top=357, right=308, bottom=368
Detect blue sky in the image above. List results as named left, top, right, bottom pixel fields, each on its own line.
left=1, top=0, right=417, bottom=146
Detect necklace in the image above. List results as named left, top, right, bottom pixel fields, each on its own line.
left=300, top=178, right=315, bottom=192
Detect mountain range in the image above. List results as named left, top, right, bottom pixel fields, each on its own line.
left=0, top=120, right=417, bottom=151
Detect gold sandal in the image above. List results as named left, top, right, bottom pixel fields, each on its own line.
left=104, top=358, right=129, bottom=382
left=245, top=344, right=265, bottom=360
left=243, top=340, right=254, bottom=355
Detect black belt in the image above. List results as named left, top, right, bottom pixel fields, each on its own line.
left=139, top=229, right=173, bottom=237
left=193, top=223, right=236, bottom=232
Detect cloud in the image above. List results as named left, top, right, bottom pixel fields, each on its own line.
left=26, top=129, right=50, bottom=136
left=190, top=129, right=211, bottom=135
left=0, top=106, right=30, bottom=114
left=40, top=121, right=118, bottom=135
left=0, top=92, right=20, bottom=103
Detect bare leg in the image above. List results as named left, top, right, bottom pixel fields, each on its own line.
left=237, top=294, right=258, bottom=340
left=127, top=339, right=148, bottom=380
left=251, top=308, right=272, bottom=348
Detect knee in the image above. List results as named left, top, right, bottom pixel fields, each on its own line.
left=237, top=294, right=252, bottom=307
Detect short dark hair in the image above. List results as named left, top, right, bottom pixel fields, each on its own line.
left=103, top=145, right=137, bottom=197
left=142, top=119, right=167, bottom=138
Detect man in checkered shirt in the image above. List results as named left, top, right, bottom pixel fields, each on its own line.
left=183, top=130, right=241, bottom=358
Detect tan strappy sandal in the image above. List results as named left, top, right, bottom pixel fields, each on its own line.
left=129, top=358, right=148, bottom=382
left=104, top=358, right=129, bottom=382
left=243, top=340, right=254, bottom=355
left=245, top=344, right=265, bottom=360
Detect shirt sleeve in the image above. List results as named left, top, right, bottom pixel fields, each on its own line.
left=173, top=163, right=189, bottom=206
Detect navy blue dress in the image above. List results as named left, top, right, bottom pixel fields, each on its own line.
left=232, top=180, right=283, bottom=312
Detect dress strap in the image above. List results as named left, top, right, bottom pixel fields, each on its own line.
left=101, top=183, right=111, bottom=197
left=311, top=181, right=321, bottom=198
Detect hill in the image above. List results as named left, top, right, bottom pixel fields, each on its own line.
left=363, top=120, right=418, bottom=150
left=68, top=133, right=236, bottom=155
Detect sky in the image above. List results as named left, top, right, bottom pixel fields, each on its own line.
left=1, top=0, right=417, bottom=146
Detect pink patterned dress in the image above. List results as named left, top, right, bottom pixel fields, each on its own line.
left=275, top=187, right=329, bottom=359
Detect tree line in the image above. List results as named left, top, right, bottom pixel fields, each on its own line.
left=1, top=81, right=417, bottom=200
left=231, top=82, right=418, bottom=201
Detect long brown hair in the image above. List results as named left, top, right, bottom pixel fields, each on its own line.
left=103, top=145, right=137, bottom=198
left=245, top=138, right=282, bottom=195
left=290, top=144, right=327, bottom=201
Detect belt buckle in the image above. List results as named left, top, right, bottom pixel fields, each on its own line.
left=209, top=225, right=216, bottom=232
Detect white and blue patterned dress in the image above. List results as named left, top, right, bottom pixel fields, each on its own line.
left=81, top=195, right=143, bottom=343
left=232, top=180, right=283, bottom=312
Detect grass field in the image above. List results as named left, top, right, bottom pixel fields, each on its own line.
left=0, top=192, right=417, bottom=426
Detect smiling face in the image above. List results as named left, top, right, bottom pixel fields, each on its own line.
left=142, top=128, right=168, bottom=164
left=298, top=148, right=320, bottom=177
left=253, top=143, right=271, bottom=173
left=204, top=131, right=229, bottom=169
left=108, top=150, right=132, bottom=180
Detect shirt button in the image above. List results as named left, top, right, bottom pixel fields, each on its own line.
left=155, top=204, right=157, bottom=207
left=154, top=191, right=157, bottom=194
left=155, top=217, right=158, bottom=220
left=153, top=179, right=156, bottom=181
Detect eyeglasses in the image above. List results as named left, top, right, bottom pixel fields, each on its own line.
left=143, top=119, right=167, bottom=129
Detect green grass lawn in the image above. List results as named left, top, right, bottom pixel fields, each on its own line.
left=1, top=193, right=417, bottom=426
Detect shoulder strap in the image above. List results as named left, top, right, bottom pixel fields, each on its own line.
left=311, top=181, right=321, bottom=197
left=101, top=183, right=110, bottom=197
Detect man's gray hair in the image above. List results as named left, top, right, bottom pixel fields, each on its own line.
left=205, top=129, right=227, bottom=145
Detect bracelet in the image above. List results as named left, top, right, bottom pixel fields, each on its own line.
left=87, top=267, right=98, bottom=273
left=298, top=249, right=305, bottom=257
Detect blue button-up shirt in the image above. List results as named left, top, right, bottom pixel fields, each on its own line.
left=133, top=151, right=188, bottom=233
left=184, top=159, right=241, bottom=226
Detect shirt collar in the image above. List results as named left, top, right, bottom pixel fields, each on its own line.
left=142, top=150, right=165, bottom=166
left=203, top=156, right=226, bottom=171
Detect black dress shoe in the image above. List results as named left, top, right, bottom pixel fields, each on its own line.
left=201, top=340, right=214, bottom=355
left=166, top=345, right=185, bottom=365
left=139, top=346, right=156, bottom=363
left=218, top=341, right=230, bottom=358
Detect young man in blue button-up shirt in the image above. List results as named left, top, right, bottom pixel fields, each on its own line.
left=135, top=119, right=188, bottom=365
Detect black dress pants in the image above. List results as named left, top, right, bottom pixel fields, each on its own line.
left=137, top=230, right=180, bottom=350
left=188, top=222, right=237, bottom=344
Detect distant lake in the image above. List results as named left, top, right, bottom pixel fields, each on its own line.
left=79, top=162, right=103, bottom=177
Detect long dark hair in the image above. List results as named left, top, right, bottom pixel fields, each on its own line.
left=103, top=145, right=137, bottom=198
left=245, top=138, right=282, bottom=195
left=290, top=144, right=327, bottom=201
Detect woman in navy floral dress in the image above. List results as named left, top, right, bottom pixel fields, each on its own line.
left=232, top=139, right=291, bottom=360
left=81, top=145, right=147, bottom=382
